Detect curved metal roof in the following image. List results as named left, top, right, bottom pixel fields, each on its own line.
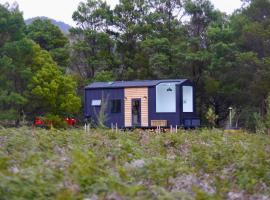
left=85, top=79, right=188, bottom=89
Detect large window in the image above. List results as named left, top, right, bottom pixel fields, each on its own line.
left=110, top=99, right=121, bottom=113
left=183, top=86, right=193, bottom=112
left=156, top=83, right=177, bottom=113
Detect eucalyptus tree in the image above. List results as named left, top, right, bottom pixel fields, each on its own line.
left=70, top=0, right=115, bottom=82
left=112, top=0, right=151, bottom=79
left=139, top=0, right=186, bottom=79
left=147, top=0, right=184, bottom=38
left=182, top=0, right=219, bottom=85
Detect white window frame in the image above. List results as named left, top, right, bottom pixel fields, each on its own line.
left=91, top=99, right=101, bottom=106
left=182, top=86, right=193, bottom=112
left=156, top=82, right=177, bottom=113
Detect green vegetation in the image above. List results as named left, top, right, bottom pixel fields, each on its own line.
left=69, top=0, right=270, bottom=130
left=1, top=0, right=270, bottom=129
left=0, top=4, right=80, bottom=124
left=0, top=127, right=269, bottom=199
left=1, top=1, right=269, bottom=199
left=25, top=18, right=70, bottom=68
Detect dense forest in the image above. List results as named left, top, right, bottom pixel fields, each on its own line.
left=0, top=0, right=270, bottom=131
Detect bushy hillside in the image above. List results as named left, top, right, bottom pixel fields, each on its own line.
left=25, top=17, right=72, bottom=34
left=0, top=128, right=269, bottom=199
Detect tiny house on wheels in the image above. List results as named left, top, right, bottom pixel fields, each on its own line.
left=84, top=79, right=200, bottom=128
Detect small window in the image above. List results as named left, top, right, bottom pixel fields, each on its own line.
left=91, top=99, right=101, bottom=106
left=110, top=99, right=121, bottom=113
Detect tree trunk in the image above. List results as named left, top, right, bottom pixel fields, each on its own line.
left=260, top=98, right=267, bottom=116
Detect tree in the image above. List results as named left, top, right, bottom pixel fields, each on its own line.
left=12, top=0, right=263, bottom=129
left=25, top=19, right=70, bottom=68
left=70, top=0, right=115, bottom=81
left=0, top=37, right=73, bottom=123
left=28, top=62, right=81, bottom=116
left=90, top=70, right=115, bottom=82
left=0, top=3, right=25, bottom=47
left=201, top=14, right=241, bottom=124
left=230, top=0, right=270, bottom=117
left=113, top=0, right=151, bottom=79
left=139, top=0, right=187, bottom=79
left=0, top=38, right=36, bottom=124
left=183, top=0, right=219, bottom=85
left=147, top=0, right=184, bottom=39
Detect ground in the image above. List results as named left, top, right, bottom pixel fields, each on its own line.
left=0, top=127, right=269, bottom=200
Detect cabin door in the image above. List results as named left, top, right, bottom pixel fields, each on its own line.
left=132, top=99, right=141, bottom=127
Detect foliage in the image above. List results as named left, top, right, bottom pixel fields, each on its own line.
left=254, top=112, right=266, bottom=134
left=253, top=73, right=270, bottom=134
left=0, top=3, right=25, bottom=47
left=25, top=19, right=70, bottom=68
left=0, top=39, right=79, bottom=123
left=1, top=0, right=270, bottom=129
left=0, top=38, right=37, bottom=123
left=206, top=107, right=218, bottom=127
left=25, top=16, right=72, bottom=34
left=68, top=0, right=270, bottom=129
left=0, top=128, right=269, bottom=199
left=0, top=4, right=81, bottom=125
left=70, top=0, right=115, bottom=80
left=90, top=70, right=115, bottom=83
left=265, top=95, right=270, bottom=133
left=29, top=63, right=81, bottom=115
left=42, top=114, right=68, bottom=129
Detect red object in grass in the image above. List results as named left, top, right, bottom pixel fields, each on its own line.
left=34, top=116, right=76, bottom=127
left=34, top=117, right=44, bottom=125
left=65, top=117, right=76, bottom=126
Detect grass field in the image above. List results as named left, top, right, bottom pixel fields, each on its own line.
left=0, top=127, right=269, bottom=200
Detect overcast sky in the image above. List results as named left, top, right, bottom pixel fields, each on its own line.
left=0, top=0, right=243, bottom=26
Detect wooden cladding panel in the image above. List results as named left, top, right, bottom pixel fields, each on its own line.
left=151, top=120, right=168, bottom=127
left=124, top=88, right=148, bottom=127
